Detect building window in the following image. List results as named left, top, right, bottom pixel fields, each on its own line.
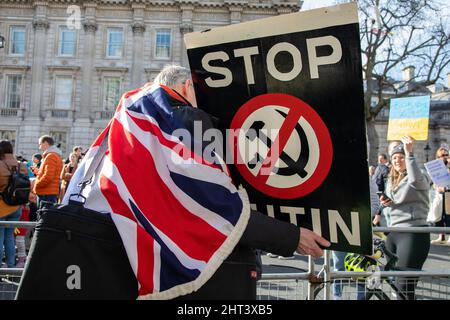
left=49, top=131, right=67, bottom=157
left=9, top=26, right=26, bottom=55
left=0, top=131, right=16, bottom=149
left=54, top=76, right=73, bottom=109
left=5, top=75, right=23, bottom=109
left=442, top=113, right=450, bottom=121
left=107, top=28, right=123, bottom=58
left=155, top=29, right=171, bottom=59
left=103, top=77, right=121, bottom=111
left=58, top=27, right=76, bottom=56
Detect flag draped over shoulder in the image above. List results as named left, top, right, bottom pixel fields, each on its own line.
left=63, top=84, right=250, bottom=299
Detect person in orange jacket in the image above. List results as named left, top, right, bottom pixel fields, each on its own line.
left=33, top=135, right=63, bottom=209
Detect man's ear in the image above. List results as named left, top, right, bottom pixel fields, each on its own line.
left=176, top=80, right=188, bottom=98
left=183, top=79, right=192, bottom=93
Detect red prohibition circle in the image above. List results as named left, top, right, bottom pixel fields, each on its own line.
left=229, top=93, right=333, bottom=199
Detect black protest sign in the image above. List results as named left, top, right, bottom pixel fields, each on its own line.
left=185, top=3, right=372, bottom=254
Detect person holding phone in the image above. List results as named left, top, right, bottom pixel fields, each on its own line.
left=373, top=136, right=431, bottom=300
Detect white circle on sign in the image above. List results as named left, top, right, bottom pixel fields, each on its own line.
left=230, top=93, right=333, bottom=199
left=237, top=104, right=320, bottom=189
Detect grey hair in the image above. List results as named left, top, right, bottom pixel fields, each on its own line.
left=154, top=65, right=191, bottom=87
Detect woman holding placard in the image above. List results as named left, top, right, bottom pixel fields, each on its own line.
left=428, top=147, right=450, bottom=245
left=375, top=136, right=431, bottom=300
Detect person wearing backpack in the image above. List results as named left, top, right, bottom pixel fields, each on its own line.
left=0, top=140, right=28, bottom=267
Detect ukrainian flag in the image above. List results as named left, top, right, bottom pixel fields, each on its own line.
left=387, top=95, right=430, bottom=141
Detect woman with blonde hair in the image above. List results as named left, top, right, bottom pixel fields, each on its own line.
left=375, top=136, right=431, bottom=299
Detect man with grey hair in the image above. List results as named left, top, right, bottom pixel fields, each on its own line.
left=153, top=64, right=330, bottom=300
left=154, top=65, right=198, bottom=108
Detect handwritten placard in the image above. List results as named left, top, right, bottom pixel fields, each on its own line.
left=424, top=159, right=450, bottom=188
left=387, top=95, right=430, bottom=141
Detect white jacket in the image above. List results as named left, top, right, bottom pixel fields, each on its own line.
left=427, top=188, right=449, bottom=224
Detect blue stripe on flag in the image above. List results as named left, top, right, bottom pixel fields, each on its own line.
left=169, top=171, right=243, bottom=226
left=128, top=199, right=201, bottom=290
left=127, top=94, right=174, bottom=135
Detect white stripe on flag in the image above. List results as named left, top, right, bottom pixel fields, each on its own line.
left=123, top=109, right=235, bottom=191
left=110, top=213, right=139, bottom=281
left=62, top=145, right=99, bottom=204
left=101, top=156, right=208, bottom=271
left=153, top=241, right=161, bottom=293
left=118, top=109, right=236, bottom=235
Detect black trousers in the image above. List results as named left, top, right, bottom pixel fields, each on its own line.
left=385, top=231, right=430, bottom=300
left=176, top=245, right=258, bottom=300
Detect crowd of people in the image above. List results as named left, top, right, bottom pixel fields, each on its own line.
left=1, top=66, right=331, bottom=301
left=0, top=136, right=84, bottom=268
left=332, top=139, right=450, bottom=300
left=0, top=64, right=449, bottom=301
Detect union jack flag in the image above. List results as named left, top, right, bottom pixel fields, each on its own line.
left=63, top=84, right=250, bottom=299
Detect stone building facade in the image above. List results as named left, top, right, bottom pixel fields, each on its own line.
left=0, top=0, right=448, bottom=165
left=0, top=0, right=300, bottom=159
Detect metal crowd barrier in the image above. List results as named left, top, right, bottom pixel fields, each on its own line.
left=258, top=227, right=450, bottom=300
left=1, top=222, right=449, bottom=300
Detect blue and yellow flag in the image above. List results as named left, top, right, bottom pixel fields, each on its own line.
left=387, top=95, right=430, bottom=141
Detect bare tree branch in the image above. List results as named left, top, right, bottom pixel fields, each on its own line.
left=359, top=0, right=450, bottom=131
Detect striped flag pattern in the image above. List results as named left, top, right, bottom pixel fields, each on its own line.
left=63, top=84, right=250, bottom=299
left=387, top=95, right=430, bottom=141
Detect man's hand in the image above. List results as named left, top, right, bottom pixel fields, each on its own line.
left=297, top=228, right=331, bottom=258
left=437, top=186, right=446, bottom=194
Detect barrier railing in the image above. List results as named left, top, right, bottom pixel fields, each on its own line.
left=1, top=222, right=449, bottom=300
left=0, top=221, right=37, bottom=228
left=373, top=227, right=450, bottom=233
left=316, top=226, right=450, bottom=300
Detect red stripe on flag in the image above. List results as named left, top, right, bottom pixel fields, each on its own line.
left=123, top=88, right=142, bottom=100
left=100, top=175, right=137, bottom=223
left=100, top=175, right=155, bottom=295
left=126, top=110, right=224, bottom=172
left=137, top=226, right=155, bottom=296
left=109, top=119, right=226, bottom=262
left=91, top=124, right=110, bottom=147
left=115, top=88, right=144, bottom=113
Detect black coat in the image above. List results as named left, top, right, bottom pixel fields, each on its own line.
left=172, top=103, right=299, bottom=300
left=374, top=164, right=389, bottom=192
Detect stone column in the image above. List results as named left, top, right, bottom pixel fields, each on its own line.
left=23, top=2, right=49, bottom=155
left=180, top=5, right=194, bottom=68
left=29, top=2, right=49, bottom=118
left=71, top=4, right=97, bottom=149
left=131, top=4, right=146, bottom=88
left=131, top=23, right=145, bottom=88
left=79, top=21, right=97, bottom=118
left=179, top=23, right=193, bottom=68
left=79, top=3, right=97, bottom=119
